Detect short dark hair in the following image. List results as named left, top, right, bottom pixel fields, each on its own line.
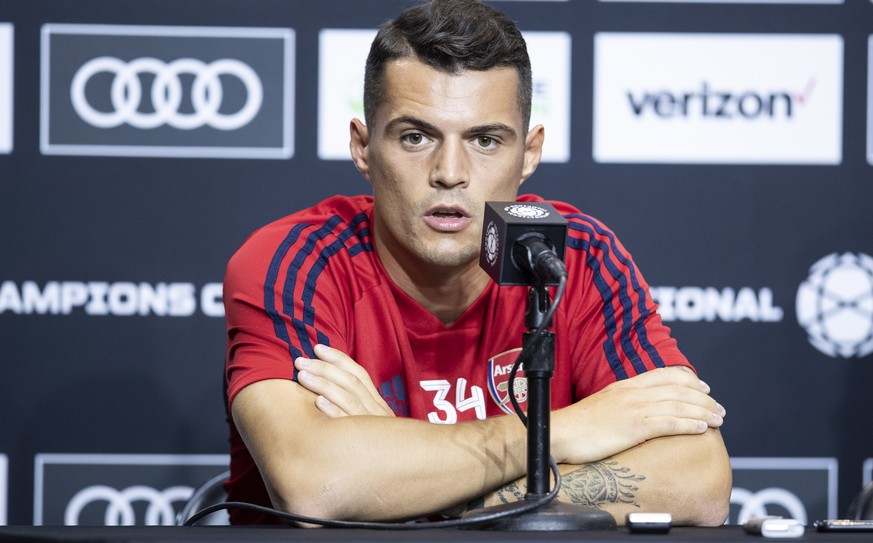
left=363, top=0, right=532, bottom=131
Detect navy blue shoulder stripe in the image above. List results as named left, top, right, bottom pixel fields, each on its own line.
left=565, top=214, right=665, bottom=379
left=275, top=213, right=373, bottom=360
left=263, top=222, right=310, bottom=362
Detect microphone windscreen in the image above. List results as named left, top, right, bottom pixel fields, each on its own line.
left=479, top=201, right=568, bottom=286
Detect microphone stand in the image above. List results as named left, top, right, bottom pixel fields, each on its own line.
left=464, top=280, right=617, bottom=531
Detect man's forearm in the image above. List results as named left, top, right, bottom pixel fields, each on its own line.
left=478, top=430, right=731, bottom=526
left=277, top=355, right=727, bottom=523
left=291, top=415, right=528, bottom=521
left=233, top=379, right=529, bottom=522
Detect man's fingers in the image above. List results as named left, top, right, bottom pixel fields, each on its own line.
left=297, top=365, right=372, bottom=415
left=295, top=352, right=394, bottom=417
left=295, top=354, right=360, bottom=391
left=311, top=344, right=393, bottom=413
left=313, top=344, right=371, bottom=381
left=644, top=401, right=725, bottom=429
left=314, top=395, right=348, bottom=418
left=643, top=416, right=710, bottom=437
left=624, top=366, right=708, bottom=391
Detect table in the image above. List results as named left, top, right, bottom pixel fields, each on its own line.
left=0, top=526, right=870, bottom=543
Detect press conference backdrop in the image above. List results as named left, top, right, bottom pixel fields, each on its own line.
left=0, top=0, right=871, bottom=527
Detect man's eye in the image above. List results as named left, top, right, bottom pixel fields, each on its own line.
left=403, top=133, right=426, bottom=145
left=476, top=136, right=498, bottom=149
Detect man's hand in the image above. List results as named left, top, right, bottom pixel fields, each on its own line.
left=552, top=367, right=726, bottom=466
left=294, top=344, right=395, bottom=418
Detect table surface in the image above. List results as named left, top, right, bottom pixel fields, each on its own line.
left=0, top=525, right=870, bottom=543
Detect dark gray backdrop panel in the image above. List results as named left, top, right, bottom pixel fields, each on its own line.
left=0, top=0, right=871, bottom=526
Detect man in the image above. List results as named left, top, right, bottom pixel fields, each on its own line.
left=224, top=0, right=731, bottom=526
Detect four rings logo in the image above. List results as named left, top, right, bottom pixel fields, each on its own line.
left=40, top=24, right=294, bottom=159
left=65, top=485, right=192, bottom=526
left=729, top=457, right=837, bottom=524
left=71, top=57, right=263, bottom=131
left=34, top=453, right=228, bottom=526
left=731, top=487, right=808, bottom=524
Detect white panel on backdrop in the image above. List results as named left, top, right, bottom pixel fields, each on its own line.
left=40, top=24, right=294, bottom=159
left=864, top=458, right=872, bottom=486
left=0, top=454, right=7, bottom=526
left=525, top=32, right=572, bottom=163
left=317, top=29, right=373, bottom=162
left=868, top=36, right=873, bottom=166
left=593, top=33, right=843, bottom=165
left=33, top=453, right=228, bottom=526
left=0, top=23, right=12, bottom=154
left=318, top=30, right=571, bottom=163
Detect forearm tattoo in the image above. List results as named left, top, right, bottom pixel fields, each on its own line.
left=495, top=479, right=526, bottom=504
left=562, top=461, right=645, bottom=508
left=493, top=461, right=645, bottom=508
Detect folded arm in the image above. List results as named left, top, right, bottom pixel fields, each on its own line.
left=478, top=430, right=731, bottom=526
left=231, top=375, right=528, bottom=522
left=233, top=345, right=729, bottom=524
left=494, top=366, right=732, bottom=526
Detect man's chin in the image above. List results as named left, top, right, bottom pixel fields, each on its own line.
left=420, top=247, right=479, bottom=269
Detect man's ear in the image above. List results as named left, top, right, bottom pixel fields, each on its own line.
left=349, top=118, right=371, bottom=182
left=519, top=124, right=544, bottom=187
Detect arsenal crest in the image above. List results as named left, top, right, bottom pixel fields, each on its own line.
left=487, top=348, right=528, bottom=415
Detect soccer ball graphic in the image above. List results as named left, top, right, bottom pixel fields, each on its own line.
left=795, top=252, right=873, bottom=358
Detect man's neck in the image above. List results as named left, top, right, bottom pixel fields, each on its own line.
left=379, top=251, right=491, bottom=327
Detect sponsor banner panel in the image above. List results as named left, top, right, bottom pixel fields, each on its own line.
left=0, top=280, right=224, bottom=318
left=0, top=454, right=7, bottom=526
left=34, top=454, right=229, bottom=526
left=318, top=29, right=571, bottom=163
left=650, top=251, right=873, bottom=360
left=729, top=457, right=838, bottom=524
left=593, top=33, right=843, bottom=164
left=0, top=23, right=11, bottom=154
left=40, top=24, right=294, bottom=159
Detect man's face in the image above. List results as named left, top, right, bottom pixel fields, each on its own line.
left=352, top=59, right=543, bottom=273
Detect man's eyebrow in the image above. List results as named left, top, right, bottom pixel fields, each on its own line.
left=466, top=123, right=518, bottom=141
left=384, top=116, right=439, bottom=133
left=384, top=116, right=519, bottom=140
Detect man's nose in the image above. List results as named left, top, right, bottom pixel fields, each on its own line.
left=429, top=138, right=469, bottom=189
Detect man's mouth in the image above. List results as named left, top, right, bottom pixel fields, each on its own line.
left=423, top=206, right=472, bottom=232
left=432, top=210, right=463, bottom=219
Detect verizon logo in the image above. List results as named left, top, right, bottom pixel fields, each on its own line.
left=628, top=80, right=815, bottom=119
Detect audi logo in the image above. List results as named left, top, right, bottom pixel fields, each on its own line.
left=731, top=487, right=808, bottom=524
left=64, top=484, right=193, bottom=526
left=70, top=57, right=263, bottom=131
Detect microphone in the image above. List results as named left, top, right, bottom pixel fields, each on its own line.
left=479, top=201, right=568, bottom=286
